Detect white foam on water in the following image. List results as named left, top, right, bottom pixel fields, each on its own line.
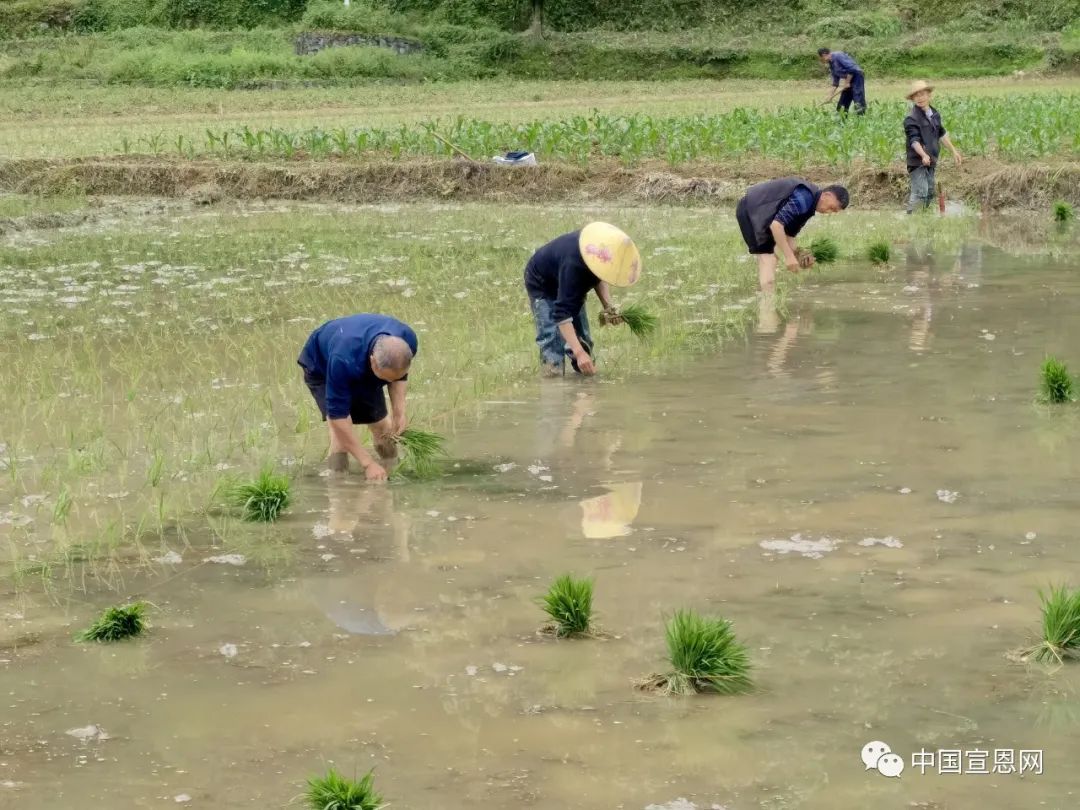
left=859, top=536, right=904, bottom=549
left=66, top=725, right=109, bottom=742
left=759, top=534, right=838, bottom=559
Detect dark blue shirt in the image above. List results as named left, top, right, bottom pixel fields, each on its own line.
left=773, top=186, right=817, bottom=231
left=830, top=51, right=862, bottom=86
left=298, top=314, right=418, bottom=421
left=523, top=230, right=601, bottom=324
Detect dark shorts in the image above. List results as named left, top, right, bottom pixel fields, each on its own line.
left=301, top=368, right=387, bottom=425
left=736, top=197, right=775, bottom=255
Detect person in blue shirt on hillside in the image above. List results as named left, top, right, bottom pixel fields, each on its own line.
left=818, top=47, right=866, bottom=115
left=298, top=313, right=418, bottom=481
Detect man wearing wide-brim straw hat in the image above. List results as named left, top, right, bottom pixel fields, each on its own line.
left=523, top=222, right=642, bottom=377
left=903, top=79, right=963, bottom=214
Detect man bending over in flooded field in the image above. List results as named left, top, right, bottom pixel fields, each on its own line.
left=524, top=221, right=642, bottom=377
left=735, top=177, right=849, bottom=295
left=298, top=313, right=417, bottom=481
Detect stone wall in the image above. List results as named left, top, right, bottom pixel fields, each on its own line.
left=293, top=31, right=425, bottom=57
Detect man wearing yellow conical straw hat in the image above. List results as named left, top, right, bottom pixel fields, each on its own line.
left=523, top=222, right=641, bottom=377
left=903, top=80, right=963, bottom=214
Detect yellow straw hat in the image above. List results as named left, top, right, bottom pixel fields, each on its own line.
left=906, top=80, right=934, bottom=100
left=578, top=222, right=642, bottom=287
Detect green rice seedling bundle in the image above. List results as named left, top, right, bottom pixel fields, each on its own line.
left=305, top=767, right=383, bottom=810
left=78, top=602, right=148, bottom=642
left=228, top=469, right=292, bottom=522
left=540, top=574, right=594, bottom=638
left=620, top=303, right=658, bottom=340
left=867, top=240, right=891, bottom=264
left=1053, top=201, right=1075, bottom=223
left=393, top=428, right=447, bottom=480
left=1039, top=356, right=1076, bottom=404
left=1029, top=585, right=1080, bottom=664
left=809, top=237, right=839, bottom=264
left=638, top=609, right=752, bottom=695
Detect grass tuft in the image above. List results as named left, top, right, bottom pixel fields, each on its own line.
left=638, top=609, right=753, bottom=695
left=620, top=303, right=659, bottom=340
left=1053, top=200, right=1075, bottom=223
left=1038, top=356, right=1076, bottom=404
left=305, top=767, right=383, bottom=810
left=539, top=574, right=594, bottom=638
left=78, top=602, right=148, bottom=642
left=393, top=428, right=447, bottom=480
left=1030, top=585, right=1080, bottom=664
left=809, top=237, right=839, bottom=264
left=867, top=239, right=892, bottom=264
left=227, top=468, right=292, bottom=522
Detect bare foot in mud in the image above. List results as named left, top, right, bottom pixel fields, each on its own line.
left=327, top=451, right=349, bottom=473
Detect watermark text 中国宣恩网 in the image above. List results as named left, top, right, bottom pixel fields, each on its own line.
left=861, top=741, right=1044, bottom=779
left=910, top=748, right=1043, bottom=776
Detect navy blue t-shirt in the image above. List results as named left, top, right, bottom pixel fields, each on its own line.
left=523, top=230, right=601, bottom=324
left=298, top=314, right=418, bottom=421
left=830, top=51, right=862, bottom=86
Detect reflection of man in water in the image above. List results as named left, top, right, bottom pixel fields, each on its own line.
left=308, top=481, right=413, bottom=636
left=905, top=245, right=934, bottom=353
left=534, top=387, right=594, bottom=457
left=756, top=306, right=838, bottom=391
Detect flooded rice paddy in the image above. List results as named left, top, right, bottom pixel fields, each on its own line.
left=2, top=202, right=1080, bottom=808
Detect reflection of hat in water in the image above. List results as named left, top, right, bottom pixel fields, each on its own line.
left=580, top=482, right=643, bottom=539
left=579, top=223, right=642, bottom=287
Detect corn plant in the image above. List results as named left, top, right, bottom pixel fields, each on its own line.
left=170, top=95, right=1079, bottom=168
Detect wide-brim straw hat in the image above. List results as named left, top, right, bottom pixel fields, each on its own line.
left=578, top=222, right=642, bottom=287
left=906, top=80, right=935, bottom=100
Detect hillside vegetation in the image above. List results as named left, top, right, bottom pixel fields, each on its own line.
left=0, top=0, right=1077, bottom=84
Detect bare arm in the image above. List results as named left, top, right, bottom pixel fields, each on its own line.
left=786, top=234, right=813, bottom=268
left=388, top=380, right=408, bottom=434
left=594, top=281, right=614, bottom=310
left=771, top=221, right=799, bottom=269
left=557, top=321, right=595, bottom=375
left=941, top=134, right=962, bottom=164
left=329, top=417, right=382, bottom=474
left=557, top=320, right=587, bottom=357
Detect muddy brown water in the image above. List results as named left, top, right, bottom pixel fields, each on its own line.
left=2, top=241, right=1080, bottom=809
